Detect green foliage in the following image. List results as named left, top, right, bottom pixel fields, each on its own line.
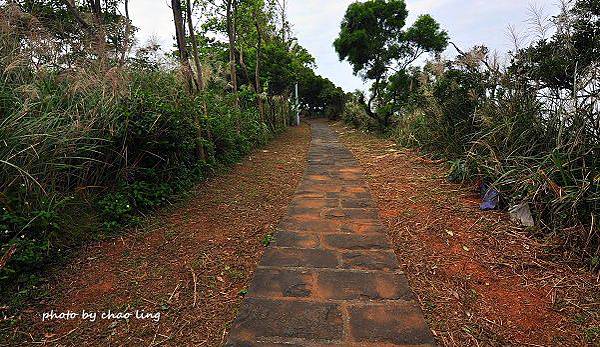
left=260, top=39, right=314, bottom=95
left=404, top=15, right=449, bottom=51
left=334, top=0, right=409, bottom=78
left=510, top=0, right=599, bottom=91
left=261, top=234, right=273, bottom=247
left=298, top=67, right=347, bottom=119
left=411, top=59, right=486, bottom=156
left=199, top=0, right=340, bottom=118
left=0, top=0, right=329, bottom=302
left=0, top=0, right=343, bottom=304
left=447, top=159, right=472, bottom=183
left=585, top=326, right=600, bottom=343
left=341, top=0, right=599, bottom=265
left=98, top=192, right=133, bottom=232
left=334, top=0, right=448, bottom=129
left=0, top=60, right=273, bottom=296
left=0, top=188, right=66, bottom=296
left=341, top=91, right=377, bottom=131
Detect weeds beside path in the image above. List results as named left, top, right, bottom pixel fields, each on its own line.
left=1, top=124, right=311, bottom=346
left=333, top=122, right=600, bottom=346
left=3, top=120, right=598, bottom=346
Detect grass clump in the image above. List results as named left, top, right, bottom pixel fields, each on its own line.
left=0, top=3, right=293, bottom=304
left=342, top=1, right=599, bottom=267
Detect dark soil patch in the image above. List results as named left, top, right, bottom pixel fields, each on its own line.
left=1, top=124, right=311, bottom=346
left=333, top=122, right=600, bottom=347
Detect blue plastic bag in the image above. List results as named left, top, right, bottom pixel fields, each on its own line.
left=480, top=183, right=499, bottom=210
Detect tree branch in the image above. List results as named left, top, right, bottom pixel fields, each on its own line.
left=449, top=41, right=495, bottom=72
left=61, top=0, right=94, bottom=34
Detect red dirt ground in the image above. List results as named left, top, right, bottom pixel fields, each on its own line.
left=333, top=122, right=599, bottom=347
left=3, top=121, right=599, bottom=346
left=2, top=124, right=311, bottom=346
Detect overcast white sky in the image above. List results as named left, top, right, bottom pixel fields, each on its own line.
left=129, top=0, right=557, bottom=93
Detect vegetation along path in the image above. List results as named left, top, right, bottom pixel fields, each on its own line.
left=227, top=120, right=433, bottom=346
left=4, top=125, right=313, bottom=346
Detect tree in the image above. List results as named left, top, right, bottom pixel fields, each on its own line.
left=273, top=0, right=290, bottom=41
left=172, top=0, right=207, bottom=160
left=251, top=1, right=266, bottom=120
left=198, top=0, right=345, bottom=122
left=119, top=0, right=131, bottom=64
left=296, top=66, right=346, bottom=119
left=511, top=0, right=599, bottom=92
left=14, top=0, right=132, bottom=66
left=186, top=0, right=205, bottom=91
left=172, top=0, right=195, bottom=93
left=225, top=0, right=239, bottom=105
left=334, top=0, right=448, bottom=126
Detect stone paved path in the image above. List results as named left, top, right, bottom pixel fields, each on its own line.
left=226, top=121, right=434, bottom=347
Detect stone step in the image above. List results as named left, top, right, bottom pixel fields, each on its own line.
left=226, top=121, right=434, bottom=347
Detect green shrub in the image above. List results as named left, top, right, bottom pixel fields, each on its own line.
left=343, top=1, right=599, bottom=266
left=342, top=94, right=377, bottom=131
left=0, top=60, right=283, bottom=302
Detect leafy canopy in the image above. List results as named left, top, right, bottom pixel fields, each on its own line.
left=333, top=0, right=448, bottom=129
left=334, top=0, right=448, bottom=81
left=511, top=0, right=599, bottom=91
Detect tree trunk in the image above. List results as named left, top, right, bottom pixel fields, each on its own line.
left=186, top=0, right=204, bottom=91
left=119, top=0, right=131, bottom=65
left=63, top=0, right=108, bottom=62
left=254, top=11, right=264, bottom=122
left=277, top=0, right=287, bottom=41
left=185, top=0, right=206, bottom=161
left=173, top=0, right=205, bottom=160
left=226, top=0, right=239, bottom=103
left=238, top=47, right=251, bottom=89
left=88, top=0, right=101, bottom=15
left=62, top=0, right=94, bottom=34
left=226, top=0, right=240, bottom=134
left=172, top=0, right=195, bottom=94
left=366, top=76, right=381, bottom=119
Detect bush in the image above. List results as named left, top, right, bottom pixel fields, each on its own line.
left=0, top=49, right=282, bottom=302
left=0, top=0, right=331, bottom=304
left=342, top=2, right=599, bottom=266
left=392, top=47, right=599, bottom=264
left=342, top=93, right=377, bottom=131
